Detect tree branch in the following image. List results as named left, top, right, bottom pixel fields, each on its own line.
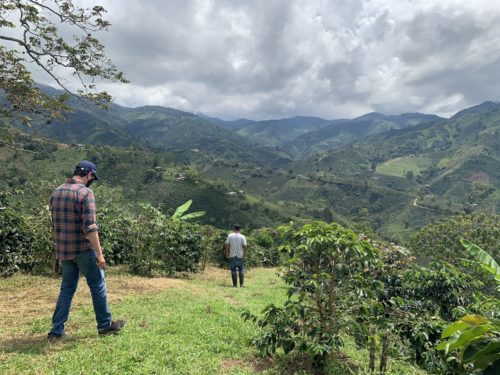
left=0, top=34, right=29, bottom=47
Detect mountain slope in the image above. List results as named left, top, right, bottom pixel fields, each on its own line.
left=199, top=115, right=256, bottom=131
left=283, top=113, right=446, bottom=157
left=280, top=101, right=500, bottom=239
left=233, top=116, right=332, bottom=147
left=15, top=96, right=292, bottom=167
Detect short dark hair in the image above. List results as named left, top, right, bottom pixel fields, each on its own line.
left=234, top=224, right=241, bottom=231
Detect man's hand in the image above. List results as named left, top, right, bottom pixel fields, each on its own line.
left=97, top=256, right=106, bottom=270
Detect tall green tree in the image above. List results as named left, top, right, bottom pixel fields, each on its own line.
left=0, top=0, right=127, bottom=124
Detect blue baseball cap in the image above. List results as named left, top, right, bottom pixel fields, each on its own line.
left=76, top=160, right=99, bottom=180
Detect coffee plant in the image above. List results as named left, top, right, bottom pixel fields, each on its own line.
left=0, top=192, right=34, bottom=276
left=244, top=221, right=380, bottom=373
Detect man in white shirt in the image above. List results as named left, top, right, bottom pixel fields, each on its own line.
left=224, top=224, right=247, bottom=287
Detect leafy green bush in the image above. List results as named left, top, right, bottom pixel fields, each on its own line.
left=244, top=221, right=380, bottom=372
left=126, top=204, right=204, bottom=277
left=0, top=193, right=34, bottom=276
left=390, top=263, right=477, bottom=373
left=204, top=228, right=229, bottom=268
left=247, top=227, right=281, bottom=267
left=407, top=213, right=500, bottom=265
left=24, top=205, right=56, bottom=274
left=98, top=203, right=136, bottom=266
left=353, top=240, right=479, bottom=374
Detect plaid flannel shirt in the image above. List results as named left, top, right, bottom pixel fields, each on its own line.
left=50, top=178, right=98, bottom=260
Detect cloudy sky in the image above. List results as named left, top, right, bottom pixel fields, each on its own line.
left=37, top=0, right=500, bottom=120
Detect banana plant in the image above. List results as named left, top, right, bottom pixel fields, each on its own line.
left=171, top=199, right=205, bottom=222
left=436, top=240, right=500, bottom=374
left=460, top=239, right=500, bottom=292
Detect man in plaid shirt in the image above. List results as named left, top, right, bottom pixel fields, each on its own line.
left=48, top=161, right=125, bottom=341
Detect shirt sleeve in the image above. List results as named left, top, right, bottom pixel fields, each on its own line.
left=242, top=235, right=247, bottom=246
left=225, top=234, right=230, bottom=244
left=81, top=190, right=98, bottom=234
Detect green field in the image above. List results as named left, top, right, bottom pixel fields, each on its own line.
left=376, top=156, right=433, bottom=178
left=0, top=267, right=428, bottom=375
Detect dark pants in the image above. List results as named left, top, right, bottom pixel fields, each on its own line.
left=50, top=250, right=112, bottom=336
left=229, top=257, right=244, bottom=286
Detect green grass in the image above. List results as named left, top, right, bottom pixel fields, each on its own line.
left=376, top=156, right=432, bottom=177
left=0, top=267, right=429, bottom=374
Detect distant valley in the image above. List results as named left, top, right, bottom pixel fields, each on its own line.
left=2, top=88, right=499, bottom=242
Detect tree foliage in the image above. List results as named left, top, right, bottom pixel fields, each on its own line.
left=407, top=213, right=500, bottom=266
left=0, top=0, right=128, bottom=123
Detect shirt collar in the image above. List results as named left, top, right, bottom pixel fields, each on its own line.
left=66, top=178, right=85, bottom=185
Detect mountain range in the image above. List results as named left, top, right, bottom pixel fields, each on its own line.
left=2, top=86, right=499, bottom=242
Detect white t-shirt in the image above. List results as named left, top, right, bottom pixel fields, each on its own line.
left=225, top=232, right=247, bottom=258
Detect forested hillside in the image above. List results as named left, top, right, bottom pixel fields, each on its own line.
left=3, top=93, right=500, bottom=242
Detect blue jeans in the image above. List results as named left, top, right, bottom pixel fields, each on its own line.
left=229, top=257, right=244, bottom=274
left=50, top=250, right=112, bottom=336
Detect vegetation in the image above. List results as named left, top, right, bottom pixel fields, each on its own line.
left=437, top=240, right=500, bottom=374
left=1, top=267, right=434, bottom=375
left=240, top=221, right=499, bottom=375
left=4, top=96, right=500, bottom=243
left=0, top=192, right=33, bottom=276
left=1, top=79, right=500, bottom=374
left=0, top=0, right=127, bottom=124
left=407, top=213, right=500, bottom=265
left=244, top=222, right=380, bottom=373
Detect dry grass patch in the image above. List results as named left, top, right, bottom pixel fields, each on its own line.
left=0, top=272, right=186, bottom=331
left=219, top=358, right=246, bottom=373
left=194, top=265, right=231, bottom=283
left=219, top=356, right=274, bottom=374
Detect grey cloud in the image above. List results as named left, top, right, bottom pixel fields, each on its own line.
left=72, top=0, right=500, bottom=119
left=398, top=12, right=486, bottom=65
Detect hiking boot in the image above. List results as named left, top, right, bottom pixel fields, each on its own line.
left=98, top=320, right=126, bottom=336
left=231, top=273, right=238, bottom=287
left=47, top=332, right=63, bottom=342
left=239, top=272, right=244, bottom=287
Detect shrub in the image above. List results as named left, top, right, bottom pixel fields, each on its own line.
left=0, top=193, right=34, bottom=276
left=407, top=213, right=500, bottom=265
left=359, top=241, right=480, bottom=374
left=98, top=203, right=136, bottom=266
left=244, top=221, right=380, bottom=372
left=25, top=205, right=56, bottom=274
left=126, top=204, right=204, bottom=277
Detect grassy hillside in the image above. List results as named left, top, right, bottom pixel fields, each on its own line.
left=0, top=267, right=429, bottom=375
left=281, top=102, right=500, bottom=239
left=376, top=156, right=434, bottom=178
